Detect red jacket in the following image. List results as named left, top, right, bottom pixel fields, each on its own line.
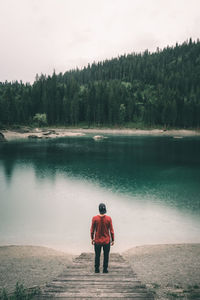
left=90, top=215, right=114, bottom=245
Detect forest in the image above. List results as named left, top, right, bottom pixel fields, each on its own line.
left=0, top=38, right=200, bottom=128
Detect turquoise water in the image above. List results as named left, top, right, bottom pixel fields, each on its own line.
left=0, top=135, right=200, bottom=253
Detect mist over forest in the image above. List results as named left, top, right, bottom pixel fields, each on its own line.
left=0, top=39, right=200, bottom=128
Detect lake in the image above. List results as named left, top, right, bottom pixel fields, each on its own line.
left=0, top=134, right=200, bottom=253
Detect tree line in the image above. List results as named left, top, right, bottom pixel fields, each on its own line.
left=0, top=38, right=200, bottom=128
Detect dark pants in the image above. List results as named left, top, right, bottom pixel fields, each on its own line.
left=94, top=243, right=110, bottom=271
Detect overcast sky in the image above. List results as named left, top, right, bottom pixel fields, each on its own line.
left=0, top=0, right=200, bottom=83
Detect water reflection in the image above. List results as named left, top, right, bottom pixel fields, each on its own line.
left=1, top=136, right=200, bottom=210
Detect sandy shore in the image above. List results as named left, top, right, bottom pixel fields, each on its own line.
left=1, top=127, right=200, bottom=141
left=76, top=128, right=200, bottom=137
left=124, top=243, right=200, bottom=299
left=1, top=128, right=86, bottom=141
left=0, top=244, right=199, bottom=299
left=0, top=246, right=73, bottom=294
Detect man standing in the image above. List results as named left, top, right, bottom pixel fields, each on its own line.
left=90, top=203, right=114, bottom=273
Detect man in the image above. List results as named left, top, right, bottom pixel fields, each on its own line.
left=90, top=203, right=114, bottom=273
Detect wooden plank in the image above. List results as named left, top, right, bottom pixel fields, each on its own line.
left=43, top=284, right=147, bottom=291
left=37, top=295, right=154, bottom=300
left=56, top=274, right=138, bottom=278
left=58, top=272, right=136, bottom=277
left=41, top=292, right=153, bottom=298
left=54, top=277, right=140, bottom=282
left=43, top=288, right=147, bottom=293
left=47, top=282, right=144, bottom=288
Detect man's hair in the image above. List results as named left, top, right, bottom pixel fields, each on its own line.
left=99, top=203, right=107, bottom=214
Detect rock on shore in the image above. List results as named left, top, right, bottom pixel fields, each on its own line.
left=0, top=132, right=6, bottom=141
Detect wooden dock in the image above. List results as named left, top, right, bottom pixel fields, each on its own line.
left=37, top=252, right=154, bottom=299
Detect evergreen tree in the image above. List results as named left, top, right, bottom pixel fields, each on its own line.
left=0, top=39, right=199, bottom=128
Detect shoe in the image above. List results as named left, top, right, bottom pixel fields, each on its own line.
left=95, top=269, right=100, bottom=273
left=103, top=269, right=108, bottom=273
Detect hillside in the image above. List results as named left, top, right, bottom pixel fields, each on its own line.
left=0, top=39, right=200, bottom=128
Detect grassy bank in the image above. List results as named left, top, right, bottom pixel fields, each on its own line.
left=0, top=283, right=41, bottom=300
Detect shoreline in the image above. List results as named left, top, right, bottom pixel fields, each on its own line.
left=0, top=243, right=200, bottom=299
left=1, top=127, right=200, bottom=141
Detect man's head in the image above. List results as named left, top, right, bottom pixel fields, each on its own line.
left=99, top=203, right=107, bottom=214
